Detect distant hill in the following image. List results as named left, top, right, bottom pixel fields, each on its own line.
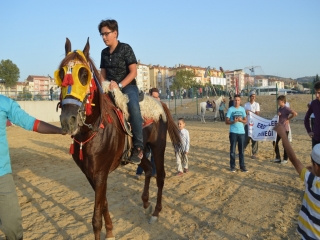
left=296, top=76, right=317, bottom=83
left=259, top=75, right=317, bottom=83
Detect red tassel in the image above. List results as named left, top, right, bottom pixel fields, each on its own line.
left=62, top=67, right=74, bottom=86
left=69, top=139, right=74, bottom=154
left=99, top=123, right=105, bottom=129
left=79, top=142, right=83, bottom=160
left=85, top=99, right=92, bottom=115
left=62, top=73, right=74, bottom=86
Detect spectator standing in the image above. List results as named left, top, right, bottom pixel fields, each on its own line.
left=50, top=87, right=54, bottom=101
left=218, top=99, right=227, bottom=121
left=304, top=81, right=320, bottom=148
left=244, top=91, right=260, bottom=159
left=166, top=88, right=169, bottom=99
left=0, top=95, right=64, bottom=240
left=170, top=90, right=174, bottom=100
left=225, top=94, right=248, bottom=172
left=176, top=118, right=190, bottom=176
left=274, top=124, right=320, bottom=240
left=228, top=96, right=234, bottom=108
left=285, top=101, right=293, bottom=142
left=307, top=102, right=315, bottom=131
left=273, top=95, right=297, bottom=164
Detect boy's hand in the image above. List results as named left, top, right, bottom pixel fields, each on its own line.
left=308, top=132, right=314, bottom=138
left=273, top=124, right=286, bottom=136
left=185, top=151, right=188, bottom=155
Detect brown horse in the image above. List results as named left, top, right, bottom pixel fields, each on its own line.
left=55, top=38, right=184, bottom=240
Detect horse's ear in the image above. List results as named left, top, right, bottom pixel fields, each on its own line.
left=83, top=37, right=90, bottom=60
left=65, top=38, right=71, bottom=56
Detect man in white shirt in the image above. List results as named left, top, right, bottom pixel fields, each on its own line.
left=244, top=91, right=260, bottom=159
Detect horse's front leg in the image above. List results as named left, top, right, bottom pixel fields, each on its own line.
left=92, top=175, right=112, bottom=240
left=103, top=194, right=115, bottom=240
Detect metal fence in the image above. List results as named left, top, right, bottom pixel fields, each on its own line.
left=0, top=91, right=60, bottom=101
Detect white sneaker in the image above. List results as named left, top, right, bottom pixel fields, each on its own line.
left=273, top=159, right=281, bottom=163
left=281, top=160, right=288, bottom=164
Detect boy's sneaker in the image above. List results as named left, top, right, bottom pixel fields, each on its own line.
left=135, top=174, right=142, bottom=180
left=273, top=158, right=281, bottom=163
left=128, top=148, right=143, bottom=164
left=176, top=172, right=183, bottom=176
left=281, top=160, right=288, bottom=164
left=240, top=167, right=248, bottom=172
left=183, top=168, right=189, bottom=173
left=230, top=168, right=236, bottom=173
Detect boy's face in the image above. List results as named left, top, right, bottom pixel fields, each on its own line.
left=178, top=120, right=185, bottom=130
left=278, top=100, right=285, bottom=107
left=234, top=97, right=241, bottom=107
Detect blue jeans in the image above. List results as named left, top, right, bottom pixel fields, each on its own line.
left=136, top=151, right=156, bottom=176
left=122, top=85, right=143, bottom=149
left=229, top=132, right=246, bottom=169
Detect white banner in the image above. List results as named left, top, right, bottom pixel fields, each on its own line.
left=248, top=112, right=278, bottom=141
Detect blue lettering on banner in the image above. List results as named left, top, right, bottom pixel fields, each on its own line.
left=257, top=130, right=274, bottom=137
left=256, top=121, right=278, bottom=129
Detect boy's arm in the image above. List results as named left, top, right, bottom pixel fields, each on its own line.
left=274, top=124, right=304, bottom=175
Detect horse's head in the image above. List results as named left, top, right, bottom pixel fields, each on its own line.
left=55, top=38, right=97, bottom=135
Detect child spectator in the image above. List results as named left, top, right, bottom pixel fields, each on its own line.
left=176, top=118, right=190, bottom=176
left=274, top=124, right=320, bottom=239
left=273, top=95, right=297, bottom=164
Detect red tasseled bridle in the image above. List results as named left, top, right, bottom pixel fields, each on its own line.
left=85, top=79, right=97, bottom=116
left=62, top=67, right=74, bottom=87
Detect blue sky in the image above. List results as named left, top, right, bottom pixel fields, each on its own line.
left=0, top=0, right=319, bottom=82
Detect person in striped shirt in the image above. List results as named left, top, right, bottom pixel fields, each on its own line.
left=274, top=124, right=320, bottom=239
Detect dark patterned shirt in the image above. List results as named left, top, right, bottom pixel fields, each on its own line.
left=100, top=41, right=137, bottom=85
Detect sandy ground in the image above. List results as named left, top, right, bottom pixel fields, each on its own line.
left=0, top=119, right=313, bottom=240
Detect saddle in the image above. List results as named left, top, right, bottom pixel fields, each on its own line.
left=104, top=91, right=158, bottom=164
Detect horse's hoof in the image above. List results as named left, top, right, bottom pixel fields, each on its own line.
left=149, top=216, right=158, bottom=224
left=145, top=204, right=152, bottom=216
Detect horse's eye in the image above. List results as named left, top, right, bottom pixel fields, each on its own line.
left=78, top=67, right=89, bottom=86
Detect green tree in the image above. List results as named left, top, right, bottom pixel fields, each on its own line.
left=0, top=59, right=20, bottom=88
left=315, top=74, right=319, bottom=83
left=171, top=70, right=196, bottom=90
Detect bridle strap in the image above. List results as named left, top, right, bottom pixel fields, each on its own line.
left=62, top=98, right=82, bottom=107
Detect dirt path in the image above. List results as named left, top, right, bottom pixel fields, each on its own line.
left=1, top=120, right=310, bottom=239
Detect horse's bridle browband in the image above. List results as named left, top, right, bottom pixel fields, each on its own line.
left=61, top=98, right=82, bottom=107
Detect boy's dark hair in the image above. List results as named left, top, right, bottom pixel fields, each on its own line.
left=234, top=94, right=241, bottom=99
left=277, top=95, right=286, bottom=102
left=178, top=118, right=185, bottom=123
left=98, top=19, right=119, bottom=37
left=149, top=88, right=159, bottom=95
left=314, top=81, right=320, bottom=91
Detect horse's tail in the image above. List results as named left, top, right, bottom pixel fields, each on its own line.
left=160, top=102, right=186, bottom=163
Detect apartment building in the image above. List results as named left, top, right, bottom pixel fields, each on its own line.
left=25, top=75, right=57, bottom=99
